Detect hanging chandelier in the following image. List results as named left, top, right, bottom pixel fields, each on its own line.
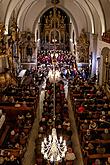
left=48, top=68, right=61, bottom=83
left=41, top=128, right=67, bottom=162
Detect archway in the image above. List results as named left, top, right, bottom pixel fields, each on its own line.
left=101, top=47, right=110, bottom=86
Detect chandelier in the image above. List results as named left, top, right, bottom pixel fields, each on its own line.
left=48, top=67, right=60, bottom=82
left=41, top=128, right=67, bottom=162
left=41, top=0, right=67, bottom=162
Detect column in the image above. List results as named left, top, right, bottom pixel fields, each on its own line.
left=90, top=34, right=98, bottom=77
left=37, top=23, right=41, bottom=51
left=99, top=53, right=103, bottom=85
left=38, top=23, right=40, bottom=41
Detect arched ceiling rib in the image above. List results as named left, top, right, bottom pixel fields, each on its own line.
left=2, top=0, right=107, bottom=35
left=18, top=0, right=93, bottom=36
left=17, top=0, right=40, bottom=27
left=86, top=0, right=105, bottom=34
left=75, top=0, right=94, bottom=33
left=17, top=1, right=79, bottom=34
left=4, top=0, right=21, bottom=33
left=22, top=0, right=46, bottom=31
left=100, top=0, right=110, bottom=31
left=73, top=0, right=92, bottom=33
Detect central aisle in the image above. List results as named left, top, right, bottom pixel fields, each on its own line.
left=67, top=94, right=84, bottom=165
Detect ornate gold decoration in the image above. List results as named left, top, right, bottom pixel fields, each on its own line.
left=102, top=31, right=110, bottom=43
left=0, top=72, right=17, bottom=87
left=0, top=22, right=17, bottom=87
left=44, top=9, right=65, bottom=43
left=18, top=31, right=36, bottom=62
left=40, top=8, right=70, bottom=50
left=76, top=29, right=90, bottom=63
left=101, top=47, right=110, bottom=87
left=9, top=10, right=19, bottom=42
left=51, top=0, right=60, bottom=4
left=0, top=22, right=6, bottom=54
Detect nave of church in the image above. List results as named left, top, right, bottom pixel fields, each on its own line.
left=0, top=50, right=110, bottom=165
left=0, top=0, right=110, bottom=165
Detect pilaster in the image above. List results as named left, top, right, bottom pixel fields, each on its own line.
left=90, top=33, right=98, bottom=77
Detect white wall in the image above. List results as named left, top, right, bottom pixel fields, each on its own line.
left=64, top=0, right=90, bottom=36
left=97, top=40, right=110, bottom=85
left=100, top=0, right=110, bottom=31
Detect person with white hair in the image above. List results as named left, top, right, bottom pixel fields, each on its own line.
left=101, top=128, right=110, bottom=140
left=65, top=147, right=76, bottom=164
left=105, top=157, right=110, bottom=165
left=93, top=158, right=101, bottom=165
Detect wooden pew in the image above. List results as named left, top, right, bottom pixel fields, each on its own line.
left=87, top=139, right=110, bottom=144
left=88, top=153, right=110, bottom=159
left=80, top=128, right=110, bottom=132
left=0, top=148, right=21, bottom=157
left=0, top=105, right=35, bottom=123
left=0, top=105, right=32, bottom=111
left=84, top=153, right=110, bottom=165
left=0, top=125, right=10, bottom=146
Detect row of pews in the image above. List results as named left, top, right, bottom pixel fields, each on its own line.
left=0, top=85, right=39, bottom=165
left=69, top=78, right=110, bottom=165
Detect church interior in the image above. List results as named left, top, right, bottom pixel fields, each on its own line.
left=0, top=0, right=110, bottom=165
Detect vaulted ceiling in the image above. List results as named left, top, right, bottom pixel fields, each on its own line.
left=0, top=0, right=110, bottom=37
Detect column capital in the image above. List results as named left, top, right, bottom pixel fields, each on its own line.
left=91, top=33, right=98, bottom=40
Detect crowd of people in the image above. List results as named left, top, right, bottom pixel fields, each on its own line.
left=37, top=50, right=91, bottom=81
left=0, top=50, right=77, bottom=165
left=0, top=76, right=39, bottom=164
left=37, top=50, right=75, bottom=66
left=69, top=76, right=110, bottom=165
left=1, top=48, right=109, bottom=165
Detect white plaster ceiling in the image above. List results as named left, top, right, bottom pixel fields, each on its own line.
left=0, top=0, right=109, bottom=37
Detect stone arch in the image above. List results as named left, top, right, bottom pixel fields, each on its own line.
left=101, top=47, right=110, bottom=85
left=4, top=0, right=105, bottom=36
left=101, top=47, right=110, bottom=57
